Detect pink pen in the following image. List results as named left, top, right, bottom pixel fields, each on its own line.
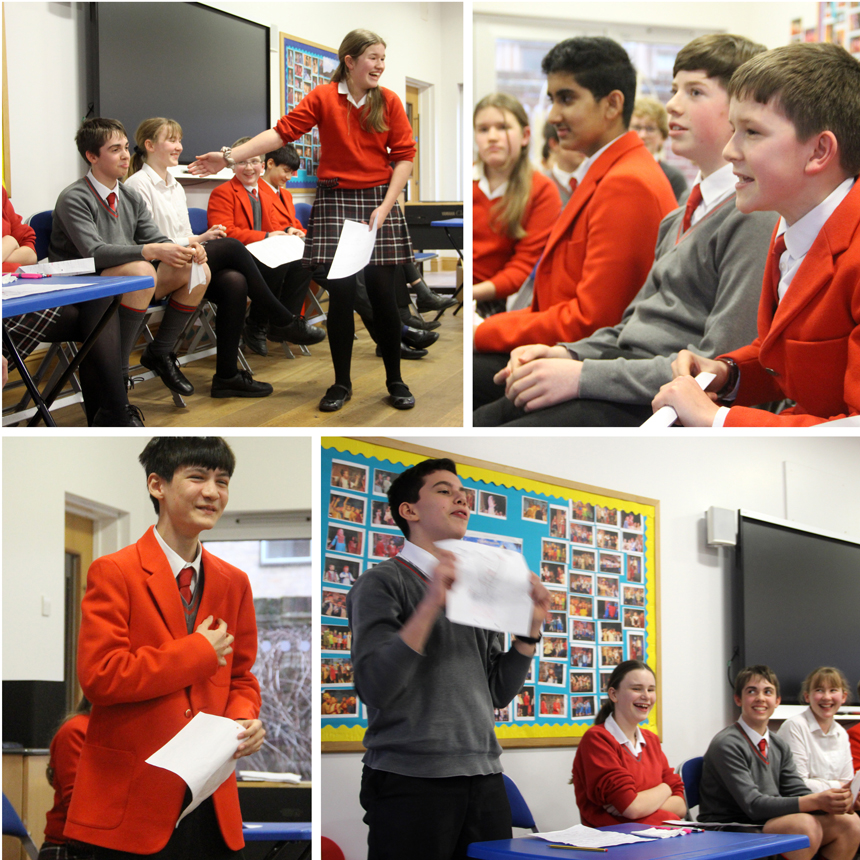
left=17, top=273, right=50, bottom=279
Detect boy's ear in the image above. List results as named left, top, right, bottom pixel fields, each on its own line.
left=147, top=473, right=167, bottom=504
left=399, top=500, right=419, bottom=525
left=85, top=149, right=99, bottom=166
left=733, top=693, right=743, bottom=708
left=805, top=130, right=840, bottom=176
left=603, top=90, right=625, bottom=124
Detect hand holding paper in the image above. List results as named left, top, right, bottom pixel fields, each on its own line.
left=327, top=219, right=378, bottom=279
left=643, top=372, right=716, bottom=427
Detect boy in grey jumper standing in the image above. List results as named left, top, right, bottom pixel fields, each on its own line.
left=346, top=458, right=550, bottom=860
left=50, top=117, right=208, bottom=396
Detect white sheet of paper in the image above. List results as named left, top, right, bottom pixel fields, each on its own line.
left=19, top=258, right=96, bottom=276
left=531, top=824, right=653, bottom=847
left=327, top=219, right=378, bottom=279
left=2, top=279, right=100, bottom=299
left=435, top=539, right=532, bottom=635
left=245, top=234, right=305, bottom=268
left=632, top=828, right=684, bottom=838
left=851, top=769, right=860, bottom=804
left=819, top=415, right=860, bottom=427
left=187, top=260, right=207, bottom=293
left=641, top=372, right=717, bottom=428
left=238, top=770, right=301, bottom=783
left=145, top=712, right=243, bottom=826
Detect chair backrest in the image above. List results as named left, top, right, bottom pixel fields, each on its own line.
left=677, top=756, right=704, bottom=819
left=321, top=835, right=346, bottom=860
left=26, top=210, right=53, bottom=261
left=2, top=793, right=39, bottom=859
left=502, top=773, right=538, bottom=832
left=294, top=201, right=312, bottom=228
left=187, top=207, right=208, bottom=236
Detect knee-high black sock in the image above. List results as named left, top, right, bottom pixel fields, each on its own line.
left=364, top=264, right=403, bottom=387
left=205, top=270, right=248, bottom=379
left=117, top=304, right=147, bottom=377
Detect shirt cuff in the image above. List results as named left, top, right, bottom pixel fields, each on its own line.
left=712, top=406, right=731, bottom=427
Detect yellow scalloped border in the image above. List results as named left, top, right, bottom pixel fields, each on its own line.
left=321, top=438, right=659, bottom=742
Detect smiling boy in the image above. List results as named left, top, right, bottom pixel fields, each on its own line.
left=474, top=35, right=778, bottom=427
left=473, top=36, right=677, bottom=409
left=65, top=437, right=264, bottom=859
left=50, top=118, right=210, bottom=397
left=346, top=458, right=551, bottom=860
left=654, top=43, right=860, bottom=426
left=699, top=666, right=860, bottom=860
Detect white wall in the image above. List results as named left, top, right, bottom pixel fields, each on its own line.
left=322, top=436, right=860, bottom=856
left=4, top=2, right=463, bottom=223
left=2, top=435, right=311, bottom=683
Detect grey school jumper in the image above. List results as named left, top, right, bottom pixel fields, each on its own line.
left=561, top=197, right=779, bottom=404
left=49, top=176, right=170, bottom=268
left=698, top=723, right=808, bottom=824
left=346, top=556, right=531, bottom=778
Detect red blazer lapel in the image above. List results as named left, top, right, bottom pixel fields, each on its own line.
left=197, top=548, right=230, bottom=619
left=139, top=527, right=189, bottom=641
left=229, top=176, right=255, bottom=230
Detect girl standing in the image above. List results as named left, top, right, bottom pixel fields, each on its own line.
left=472, top=94, right=561, bottom=317
left=571, top=660, right=686, bottom=827
left=193, top=29, right=416, bottom=411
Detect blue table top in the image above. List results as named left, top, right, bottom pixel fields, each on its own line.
left=242, top=822, right=312, bottom=841
left=467, top=823, right=809, bottom=860
left=2, top=275, right=153, bottom=318
left=431, top=218, right=464, bottom=227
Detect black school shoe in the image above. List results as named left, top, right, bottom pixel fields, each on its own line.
left=376, top=344, right=427, bottom=360
left=92, top=404, right=146, bottom=426
left=319, top=384, right=352, bottom=412
left=243, top=320, right=269, bottom=356
left=269, top=316, right=326, bottom=345
left=413, top=277, right=458, bottom=312
left=211, top=370, right=274, bottom=398
left=402, top=327, right=439, bottom=349
left=387, top=381, right=415, bottom=410
left=399, top=311, right=441, bottom=331
left=140, top=347, right=194, bottom=396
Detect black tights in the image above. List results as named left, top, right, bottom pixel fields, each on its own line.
left=43, top=298, right=128, bottom=425
left=316, top=264, right=402, bottom=389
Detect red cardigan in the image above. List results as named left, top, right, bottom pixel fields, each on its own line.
left=473, top=170, right=561, bottom=299
left=43, top=713, right=90, bottom=844
left=474, top=132, right=677, bottom=353
left=274, top=82, right=415, bottom=188
left=3, top=186, right=37, bottom=273
left=572, top=723, right=685, bottom=828
left=719, top=180, right=860, bottom=426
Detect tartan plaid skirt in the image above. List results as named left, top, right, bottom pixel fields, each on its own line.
left=2, top=307, right=63, bottom=365
left=302, top=185, right=414, bottom=268
left=37, top=841, right=95, bottom=860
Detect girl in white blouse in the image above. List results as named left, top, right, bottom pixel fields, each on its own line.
left=777, top=666, right=858, bottom=808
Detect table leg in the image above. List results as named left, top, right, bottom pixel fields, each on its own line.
left=2, top=326, right=57, bottom=427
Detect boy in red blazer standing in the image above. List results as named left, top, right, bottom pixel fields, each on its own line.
left=65, top=437, right=264, bottom=859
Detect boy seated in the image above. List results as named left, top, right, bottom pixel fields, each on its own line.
left=473, top=36, right=677, bottom=410
left=699, top=665, right=860, bottom=860
left=653, top=43, right=860, bottom=426
left=65, top=437, right=264, bottom=858
left=50, top=118, right=208, bottom=397
left=207, top=139, right=325, bottom=357
left=475, top=34, right=778, bottom=427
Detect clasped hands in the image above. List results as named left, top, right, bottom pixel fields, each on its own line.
left=492, top=344, right=581, bottom=412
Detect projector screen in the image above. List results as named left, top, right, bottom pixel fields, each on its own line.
left=87, top=2, right=271, bottom=164
left=733, top=513, right=860, bottom=703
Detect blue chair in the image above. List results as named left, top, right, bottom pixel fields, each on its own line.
left=2, top=792, right=39, bottom=859
left=187, top=207, right=208, bottom=236
left=294, top=201, right=312, bottom=228
left=676, top=756, right=704, bottom=820
left=502, top=773, right=538, bottom=832
left=26, top=209, right=53, bottom=261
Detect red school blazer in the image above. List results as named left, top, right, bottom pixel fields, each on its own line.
left=206, top=175, right=293, bottom=245
left=720, top=179, right=860, bottom=426
left=474, top=132, right=677, bottom=353
left=64, top=527, right=261, bottom=854
left=258, top=181, right=305, bottom=234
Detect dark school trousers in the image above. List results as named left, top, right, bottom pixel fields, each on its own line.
left=360, top=766, right=512, bottom=860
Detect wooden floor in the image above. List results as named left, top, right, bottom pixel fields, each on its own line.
left=4, top=307, right=464, bottom=429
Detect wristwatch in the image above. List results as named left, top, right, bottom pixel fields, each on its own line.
left=220, top=146, right=235, bottom=167
left=717, top=358, right=739, bottom=399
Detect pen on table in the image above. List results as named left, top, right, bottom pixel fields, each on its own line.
left=548, top=846, right=607, bottom=852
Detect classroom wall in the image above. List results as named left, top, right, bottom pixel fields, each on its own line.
left=1, top=436, right=311, bottom=683
left=321, top=436, right=860, bottom=856
left=4, top=2, right=463, bottom=224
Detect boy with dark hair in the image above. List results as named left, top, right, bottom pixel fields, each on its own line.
left=207, top=137, right=324, bottom=357
left=655, top=42, right=860, bottom=426
left=475, top=33, right=777, bottom=427
left=473, top=36, right=677, bottom=408
left=699, top=665, right=859, bottom=860
left=65, top=437, right=264, bottom=859
left=346, top=458, right=551, bottom=860
left=51, top=118, right=209, bottom=398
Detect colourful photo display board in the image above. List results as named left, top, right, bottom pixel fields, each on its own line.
left=280, top=33, right=338, bottom=188
left=321, top=438, right=659, bottom=748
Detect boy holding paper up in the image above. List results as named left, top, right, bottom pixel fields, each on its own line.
left=346, top=458, right=551, bottom=860
left=65, top=437, right=264, bottom=859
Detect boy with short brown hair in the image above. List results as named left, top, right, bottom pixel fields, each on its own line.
left=655, top=43, right=860, bottom=426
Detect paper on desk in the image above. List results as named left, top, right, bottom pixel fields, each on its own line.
left=435, top=539, right=532, bottom=636
left=187, top=261, right=206, bottom=294
left=2, top=279, right=100, bottom=299
left=19, top=258, right=95, bottom=276
left=851, top=770, right=860, bottom=804
left=633, top=827, right=689, bottom=838
left=145, top=712, right=243, bottom=826
left=641, top=372, right=717, bottom=428
left=532, top=824, right=654, bottom=847
left=327, top=219, right=377, bottom=279
left=245, top=234, right=305, bottom=268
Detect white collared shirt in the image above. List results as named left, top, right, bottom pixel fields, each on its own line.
left=776, top=707, right=853, bottom=791
left=737, top=716, right=770, bottom=750
left=153, top=527, right=202, bottom=597
left=473, top=161, right=507, bottom=201
left=551, top=162, right=575, bottom=192
left=604, top=712, right=646, bottom=758
left=398, top=539, right=439, bottom=579
left=124, top=162, right=192, bottom=245
left=571, top=134, right=624, bottom=188
left=261, top=177, right=279, bottom=195
left=86, top=169, right=118, bottom=202
left=338, top=79, right=367, bottom=109
left=688, top=162, right=736, bottom=228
